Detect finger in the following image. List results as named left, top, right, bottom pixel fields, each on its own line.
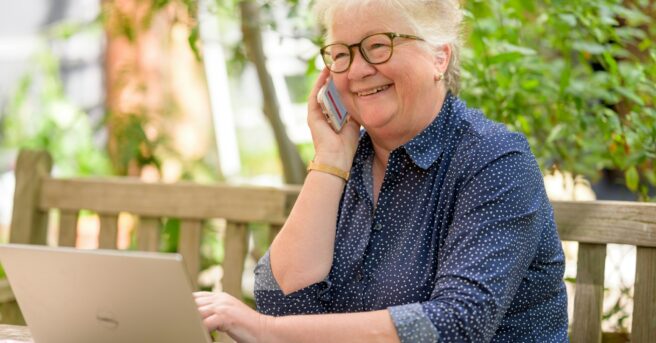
left=308, top=68, right=331, bottom=112
left=197, top=304, right=216, bottom=319
left=203, top=313, right=226, bottom=332
left=193, top=291, right=213, bottom=297
left=195, top=296, right=214, bottom=307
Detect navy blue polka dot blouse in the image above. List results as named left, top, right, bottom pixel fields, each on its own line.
left=254, top=93, right=569, bottom=342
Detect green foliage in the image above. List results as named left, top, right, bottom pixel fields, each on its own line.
left=200, top=222, right=224, bottom=270
left=220, top=1, right=655, bottom=200
left=460, top=0, right=655, bottom=200
left=160, top=218, right=182, bottom=253
left=0, top=50, right=111, bottom=176
left=108, top=113, right=161, bottom=175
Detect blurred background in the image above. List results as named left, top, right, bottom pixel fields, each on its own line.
left=0, top=0, right=654, bottom=333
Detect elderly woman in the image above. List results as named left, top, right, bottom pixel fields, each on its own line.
left=194, top=0, right=569, bottom=342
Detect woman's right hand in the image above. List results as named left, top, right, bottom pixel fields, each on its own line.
left=307, top=68, right=361, bottom=171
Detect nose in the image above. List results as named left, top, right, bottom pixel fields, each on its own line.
left=347, top=48, right=376, bottom=80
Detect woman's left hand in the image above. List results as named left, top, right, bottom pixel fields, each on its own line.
left=194, top=291, right=272, bottom=343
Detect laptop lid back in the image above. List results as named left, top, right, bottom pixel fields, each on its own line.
left=0, top=244, right=212, bottom=343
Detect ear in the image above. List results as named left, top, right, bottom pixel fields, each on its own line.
left=433, top=44, right=451, bottom=75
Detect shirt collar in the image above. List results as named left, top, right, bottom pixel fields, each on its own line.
left=353, top=92, right=458, bottom=170
left=402, top=92, right=457, bottom=169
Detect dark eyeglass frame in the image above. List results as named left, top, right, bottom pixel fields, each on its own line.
left=320, top=32, right=425, bottom=73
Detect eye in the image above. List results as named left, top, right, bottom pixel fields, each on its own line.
left=333, top=52, right=350, bottom=60
left=369, top=43, right=389, bottom=50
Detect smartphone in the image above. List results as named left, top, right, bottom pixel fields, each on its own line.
left=317, top=79, right=349, bottom=132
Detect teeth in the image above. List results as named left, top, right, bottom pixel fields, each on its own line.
left=358, top=85, right=390, bottom=96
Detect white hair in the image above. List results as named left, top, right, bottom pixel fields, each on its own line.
left=313, top=0, right=464, bottom=94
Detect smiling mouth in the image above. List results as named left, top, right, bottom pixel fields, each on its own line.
left=357, top=84, right=392, bottom=97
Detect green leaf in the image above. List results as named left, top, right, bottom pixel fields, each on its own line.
left=187, top=26, right=202, bottom=62
left=489, top=52, right=524, bottom=64
left=625, top=166, right=639, bottom=192
left=558, top=13, right=577, bottom=27
left=572, top=41, right=606, bottom=55
left=547, top=124, right=564, bottom=144
left=616, top=87, right=645, bottom=106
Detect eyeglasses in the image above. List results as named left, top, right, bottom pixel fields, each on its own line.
left=320, top=32, right=424, bottom=73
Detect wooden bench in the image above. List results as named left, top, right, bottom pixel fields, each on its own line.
left=2, top=149, right=656, bottom=343
left=0, top=149, right=299, bottom=325
left=553, top=201, right=656, bottom=342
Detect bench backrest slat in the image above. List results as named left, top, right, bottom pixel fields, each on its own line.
left=58, top=210, right=79, bottom=247
left=571, top=243, right=607, bottom=343
left=136, top=217, right=161, bottom=252
left=222, top=222, right=250, bottom=299
left=178, top=219, right=203, bottom=289
left=98, top=214, right=119, bottom=249
left=632, top=246, right=656, bottom=342
left=553, top=201, right=656, bottom=247
left=40, top=178, right=291, bottom=224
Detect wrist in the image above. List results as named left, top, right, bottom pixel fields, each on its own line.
left=311, top=154, right=352, bottom=172
left=307, top=160, right=350, bottom=182
left=257, top=314, right=276, bottom=343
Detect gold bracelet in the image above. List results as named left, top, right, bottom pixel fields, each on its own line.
left=307, top=160, right=349, bottom=181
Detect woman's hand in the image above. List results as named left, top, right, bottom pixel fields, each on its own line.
left=307, top=68, right=361, bottom=171
left=194, top=291, right=272, bottom=343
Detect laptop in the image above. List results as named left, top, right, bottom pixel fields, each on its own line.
left=0, top=244, right=213, bottom=343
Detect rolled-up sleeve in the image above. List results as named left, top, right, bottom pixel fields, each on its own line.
left=254, top=250, right=332, bottom=316
left=388, top=140, right=546, bottom=342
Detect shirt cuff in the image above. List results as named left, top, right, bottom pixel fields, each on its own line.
left=388, top=303, right=439, bottom=343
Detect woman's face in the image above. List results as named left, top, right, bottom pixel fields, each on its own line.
left=328, top=4, right=442, bottom=142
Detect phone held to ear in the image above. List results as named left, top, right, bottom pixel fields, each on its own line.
left=317, top=79, right=349, bottom=132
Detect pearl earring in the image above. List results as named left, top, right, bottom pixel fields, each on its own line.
left=435, top=72, right=444, bottom=82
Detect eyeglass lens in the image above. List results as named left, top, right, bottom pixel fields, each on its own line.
left=322, top=33, right=393, bottom=72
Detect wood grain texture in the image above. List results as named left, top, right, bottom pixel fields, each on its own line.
left=222, top=222, right=249, bottom=300
left=632, top=246, right=656, bottom=343
left=553, top=201, right=656, bottom=247
left=179, top=219, right=203, bottom=290
left=57, top=210, right=79, bottom=247
left=0, top=325, right=31, bottom=340
left=39, top=178, right=300, bottom=224
left=98, top=214, right=118, bottom=249
left=136, top=217, right=161, bottom=252
left=9, top=150, right=53, bottom=244
left=571, top=243, right=607, bottom=343
left=601, top=332, right=630, bottom=343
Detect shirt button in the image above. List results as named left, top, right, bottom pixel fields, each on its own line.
left=373, top=223, right=382, bottom=231
left=355, top=271, right=363, bottom=282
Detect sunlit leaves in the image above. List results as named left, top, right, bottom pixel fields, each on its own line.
left=460, top=0, right=655, bottom=201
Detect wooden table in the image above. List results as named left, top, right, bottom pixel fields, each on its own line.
left=0, top=325, right=231, bottom=342
left=0, top=325, right=31, bottom=342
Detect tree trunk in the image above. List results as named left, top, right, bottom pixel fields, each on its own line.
left=239, top=0, right=306, bottom=184
left=103, top=0, right=159, bottom=176
left=103, top=0, right=218, bottom=180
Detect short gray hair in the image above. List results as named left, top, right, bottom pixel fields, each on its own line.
left=313, top=0, right=464, bottom=94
